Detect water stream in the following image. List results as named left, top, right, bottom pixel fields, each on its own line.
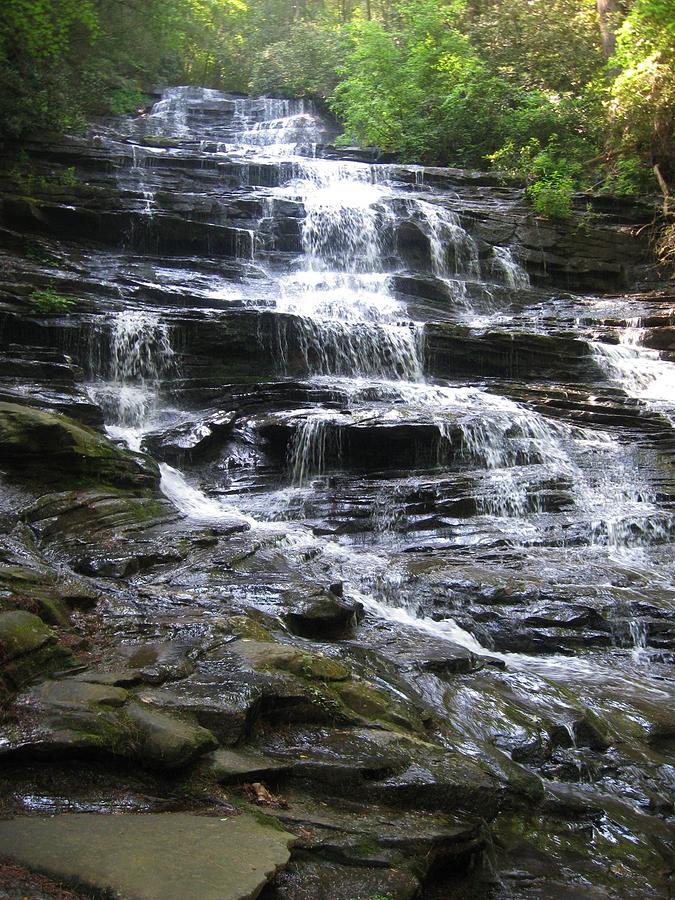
left=91, top=91, right=674, bottom=685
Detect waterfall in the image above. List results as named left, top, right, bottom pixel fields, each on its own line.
left=87, top=310, right=174, bottom=450
left=104, top=86, right=673, bottom=606
left=14, top=86, right=671, bottom=896
left=593, top=332, right=675, bottom=425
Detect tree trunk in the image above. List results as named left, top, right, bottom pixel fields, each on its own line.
left=596, top=0, right=626, bottom=58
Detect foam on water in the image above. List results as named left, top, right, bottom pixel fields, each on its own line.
left=594, top=332, right=675, bottom=425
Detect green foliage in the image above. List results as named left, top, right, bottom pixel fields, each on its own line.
left=107, top=88, right=150, bottom=116
left=6, top=154, right=80, bottom=196
left=527, top=174, right=575, bottom=221
left=607, top=0, right=675, bottom=177
left=250, top=24, right=344, bottom=99
left=331, top=4, right=519, bottom=163
left=0, top=0, right=672, bottom=224
left=60, top=166, right=79, bottom=187
left=465, top=0, right=603, bottom=93
left=602, top=156, right=655, bottom=195
left=0, top=0, right=251, bottom=144
left=28, top=289, right=77, bottom=315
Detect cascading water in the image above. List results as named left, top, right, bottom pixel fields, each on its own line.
left=96, top=89, right=673, bottom=663
left=6, top=86, right=671, bottom=895
left=593, top=329, right=675, bottom=426
left=139, top=96, right=668, bottom=557
left=88, top=310, right=174, bottom=450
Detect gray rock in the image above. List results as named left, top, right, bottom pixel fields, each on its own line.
left=204, top=747, right=291, bottom=783
left=268, top=860, right=421, bottom=900
left=284, top=590, right=365, bottom=640
left=0, top=610, right=53, bottom=662
left=0, top=812, right=295, bottom=900
left=125, top=702, right=218, bottom=769
left=0, top=611, right=75, bottom=696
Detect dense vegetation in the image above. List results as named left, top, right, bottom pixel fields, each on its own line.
left=1, top=0, right=673, bottom=235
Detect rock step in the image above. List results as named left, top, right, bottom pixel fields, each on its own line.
left=0, top=813, right=295, bottom=900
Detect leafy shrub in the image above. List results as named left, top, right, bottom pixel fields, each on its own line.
left=527, top=174, right=575, bottom=220
left=107, top=87, right=150, bottom=116
left=602, top=156, right=654, bottom=196
left=28, top=289, right=77, bottom=315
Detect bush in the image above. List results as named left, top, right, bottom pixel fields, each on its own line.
left=602, top=156, right=654, bottom=196
left=107, top=86, right=150, bottom=116
left=28, top=289, right=77, bottom=315
left=527, top=174, right=575, bottom=220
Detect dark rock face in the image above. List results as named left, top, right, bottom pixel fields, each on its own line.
left=284, top=589, right=365, bottom=639
left=424, top=324, right=602, bottom=380
left=0, top=88, right=672, bottom=900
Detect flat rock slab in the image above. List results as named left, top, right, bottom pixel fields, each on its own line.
left=0, top=812, right=295, bottom=900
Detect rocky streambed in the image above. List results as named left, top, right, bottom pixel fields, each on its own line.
left=0, top=87, right=673, bottom=899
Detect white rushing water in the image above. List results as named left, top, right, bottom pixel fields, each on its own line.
left=593, top=329, right=675, bottom=425
left=88, top=309, right=175, bottom=449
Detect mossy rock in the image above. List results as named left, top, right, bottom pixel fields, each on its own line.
left=0, top=610, right=53, bottom=663
left=300, top=653, right=351, bottom=682
left=25, top=491, right=176, bottom=545
left=0, top=402, right=159, bottom=490
left=0, top=610, right=76, bottom=697
left=0, top=561, right=97, bottom=624
left=4, top=681, right=217, bottom=770
left=232, top=639, right=352, bottom=682
left=334, top=679, right=425, bottom=734
left=226, top=615, right=277, bottom=643
left=125, top=703, right=218, bottom=769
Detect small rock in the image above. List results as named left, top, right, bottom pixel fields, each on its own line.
left=232, top=640, right=352, bottom=682
left=116, top=641, right=196, bottom=685
left=285, top=590, right=364, bottom=640
left=269, top=860, right=420, bottom=900
left=30, top=680, right=128, bottom=709
left=334, top=680, right=425, bottom=733
left=204, top=748, right=291, bottom=784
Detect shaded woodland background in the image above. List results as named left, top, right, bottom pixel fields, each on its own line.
left=0, top=1, right=673, bottom=247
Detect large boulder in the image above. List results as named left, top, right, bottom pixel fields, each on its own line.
left=0, top=812, right=295, bottom=900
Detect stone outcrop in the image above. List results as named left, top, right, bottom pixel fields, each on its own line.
left=0, top=402, right=159, bottom=490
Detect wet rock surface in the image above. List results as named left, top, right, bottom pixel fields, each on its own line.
left=0, top=87, right=673, bottom=898
left=0, top=813, right=295, bottom=900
